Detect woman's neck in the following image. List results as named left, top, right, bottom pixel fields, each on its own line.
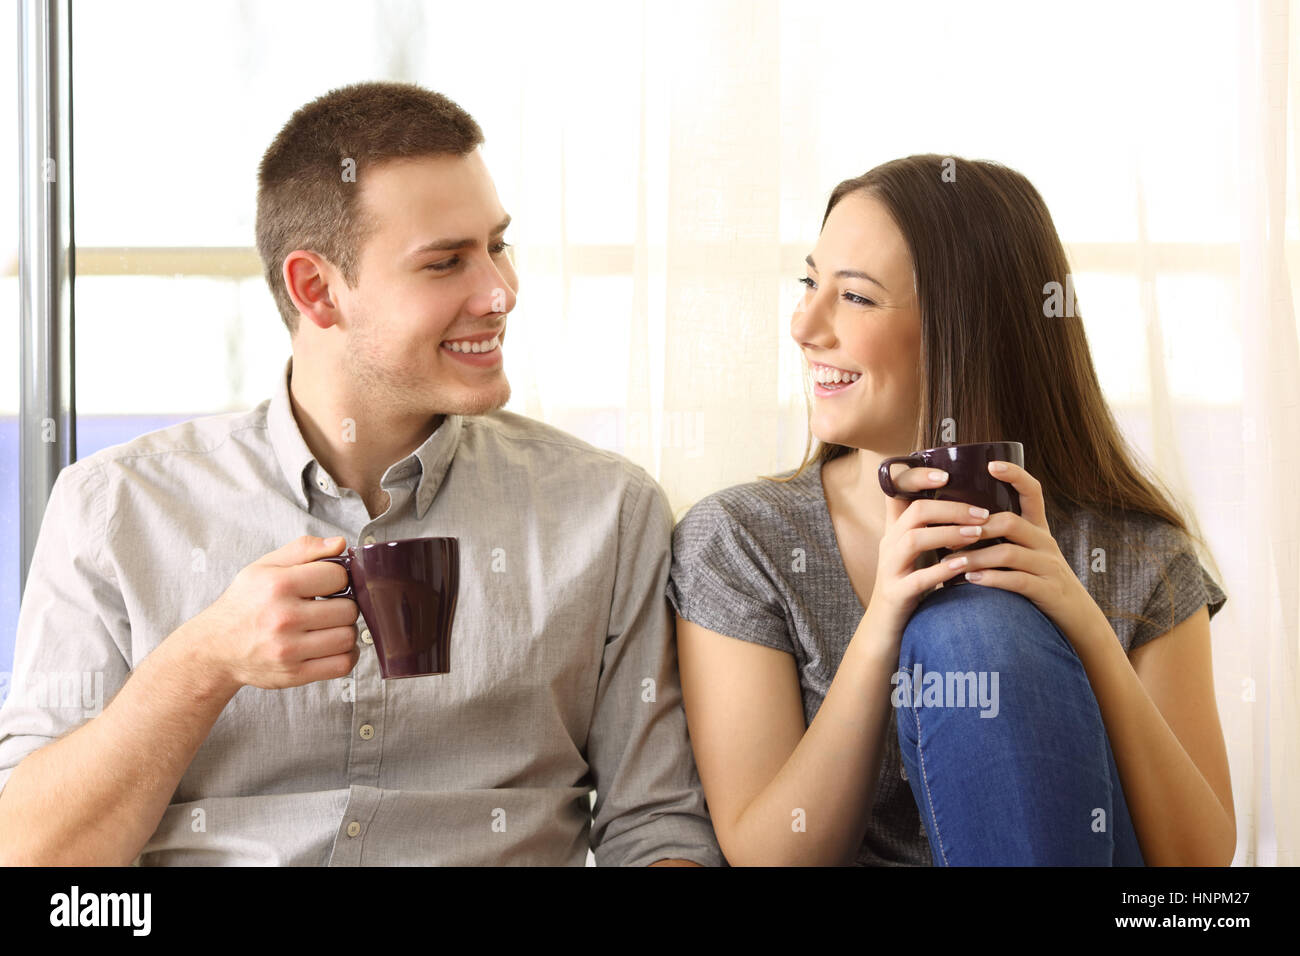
left=822, top=449, right=890, bottom=537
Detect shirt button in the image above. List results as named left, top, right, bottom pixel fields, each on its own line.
left=317, top=476, right=328, bottom=490
left=359, top=724, right=375, bottom=740
left=360, top=628, right=373, bottom=645
left=363, top=535, right=376, bottom=545
left=346, top=821, right=361, bottom=837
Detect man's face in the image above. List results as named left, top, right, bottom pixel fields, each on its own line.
left=334, top=149, right=518, bottom=418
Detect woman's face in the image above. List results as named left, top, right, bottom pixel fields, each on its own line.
left=791, top=190, right=922, bottom=455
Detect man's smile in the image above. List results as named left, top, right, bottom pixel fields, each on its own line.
left=439, top=326, right=505, bottom=365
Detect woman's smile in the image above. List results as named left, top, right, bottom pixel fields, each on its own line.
left=809, top=360, right=863, bottom=397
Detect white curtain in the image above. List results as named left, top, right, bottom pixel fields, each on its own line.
left=1232, top=0, right=1299, bottom=866
left=472, top=0, right=1299, bottom=865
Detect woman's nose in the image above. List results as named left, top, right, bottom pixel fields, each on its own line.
left=791, top=288, right=833, bottom=347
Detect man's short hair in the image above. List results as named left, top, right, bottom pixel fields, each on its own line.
left=255, top=81, right=484, bottom=335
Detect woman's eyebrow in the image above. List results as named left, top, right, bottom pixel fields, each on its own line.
left=805, top=254, right=888, bottom=293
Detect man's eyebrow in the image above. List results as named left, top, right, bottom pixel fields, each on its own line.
left=406, top=214, right=512, bottom=259
left=805, top=254, right=887, bottom=293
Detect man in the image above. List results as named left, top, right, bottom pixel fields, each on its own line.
left=0, top=81, right=722, bottom=866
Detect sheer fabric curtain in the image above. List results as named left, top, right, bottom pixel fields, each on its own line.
left=477, top=0, right=1299, bottom=864
left=1234, top=0, right=1299, bottom=866
left=489, top=1, right=807, bottom=504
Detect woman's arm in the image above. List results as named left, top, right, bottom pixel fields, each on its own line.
left=675, top=602, right=902, bottom=867
left=1071, top=603, right=1236, bottom=866
left=948, top=460, right=1235, bottom=865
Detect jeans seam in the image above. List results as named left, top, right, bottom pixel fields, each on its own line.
left=907, top=680, right=950, bottom=867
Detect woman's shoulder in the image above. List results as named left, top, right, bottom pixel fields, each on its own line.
left=672, top=463, right=824, bottom=549
left=1051, top=503, right=1203, bottom=558
left=1050, top=503, right=1228, bottom=648
left=667, top=466, right=823, bottom=651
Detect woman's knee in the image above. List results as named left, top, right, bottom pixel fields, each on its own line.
left=898, top=582, right=1074, bottom=676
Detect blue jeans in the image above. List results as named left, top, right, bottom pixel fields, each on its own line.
left=894, top=581, right=1145, bottom=866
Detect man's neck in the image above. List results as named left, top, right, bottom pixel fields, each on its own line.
left=287, top=358, right=445, bottom=504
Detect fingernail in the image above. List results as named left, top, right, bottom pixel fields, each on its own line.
left=959, top=525, right=982, bottom=536
left=928, top=471, right=946, bottom=482
left=969, top=506, right=990, bottom=518
left=991, top=462, right=1007, bottom=473
left=946, top=555, right=969, bottom=569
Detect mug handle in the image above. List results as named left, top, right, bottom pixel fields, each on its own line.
left=318, top=554, right=354, bottom=599
left=877, top=455, right=929, bottom=499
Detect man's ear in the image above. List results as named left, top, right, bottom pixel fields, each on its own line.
left=284, top=250, right=342, bottom=331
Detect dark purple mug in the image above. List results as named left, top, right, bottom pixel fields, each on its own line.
left=878, top=441, right=1024, bottom=588
left=319, top=536, right=459, bottom=678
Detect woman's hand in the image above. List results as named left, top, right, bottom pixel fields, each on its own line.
left=868, top=467, right=994, bottom=638
left=947, top=459, right=1104, bottom=648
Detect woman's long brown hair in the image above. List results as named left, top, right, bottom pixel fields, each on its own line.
left=769, top=154, right=1223, bottom=637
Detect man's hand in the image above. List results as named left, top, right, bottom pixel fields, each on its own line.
left=187, top=535, right=362, bottom=692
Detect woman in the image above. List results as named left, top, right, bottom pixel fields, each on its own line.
left=666, top=155, right=1232, bottom=866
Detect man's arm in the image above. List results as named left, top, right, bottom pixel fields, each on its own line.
left=0, top=623, right=241, bottom=866
left=585, top=470, right=724, bottom=867
left=0, top=462, right=235, bottom=865
left=0, top=462, right=242, bottom=865
left=0, top=461, right=359, bottom=865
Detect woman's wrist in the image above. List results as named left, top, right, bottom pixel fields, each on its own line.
left=857, top=600, right=907, bottom=662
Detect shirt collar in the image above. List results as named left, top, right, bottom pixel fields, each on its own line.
left=266, top=355, right=463, bottom=520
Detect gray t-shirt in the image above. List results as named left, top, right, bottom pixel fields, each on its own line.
left=666, top=455, right=1227, bottom=866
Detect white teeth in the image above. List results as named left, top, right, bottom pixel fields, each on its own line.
left=811, top=365, right=861, bottom=386
left=442, top=335, right=500, bottom=354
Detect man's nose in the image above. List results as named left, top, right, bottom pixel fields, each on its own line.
left=470, top=257, right=517, bottom=315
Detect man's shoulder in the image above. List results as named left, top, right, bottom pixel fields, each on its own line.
left=69, top=403, right=270, bottom=481
left=462, top=408, right=652, bottom=484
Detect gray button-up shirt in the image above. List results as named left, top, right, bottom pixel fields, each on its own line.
left=0, top=356, right=723, bottom=866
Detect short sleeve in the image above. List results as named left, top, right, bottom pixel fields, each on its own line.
left=666, top=493, right=793, bottom=655
left=0, top=460, right=132, bottom=796
left=1129, top=524, right=1228, bottom=652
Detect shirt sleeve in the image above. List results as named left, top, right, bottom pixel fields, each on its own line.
left=0, top=459, right=133, bottom=797
left=666, top=493, right=793, bottom=654
left=585, top=469, right=725, bottom=867
left=1129, top=522, right=1228, bottom=652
